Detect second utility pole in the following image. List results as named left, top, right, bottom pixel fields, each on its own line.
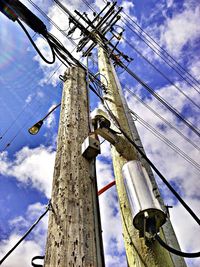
left=44, top=66, right=104, bottom=267
left=98, top=46, right=186, bottom=267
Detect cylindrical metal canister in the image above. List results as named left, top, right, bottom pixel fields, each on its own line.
left=122, top=160, right=166, bottom=234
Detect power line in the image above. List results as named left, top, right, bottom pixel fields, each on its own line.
left=124, top=86, right=200, bottom=152
left=155, top=234, right=200, bottom=258
left=17, top=19, right=56, bottom=64
left=121, top=19, right=200, bottom=95
left=122, top=63, right=200, bottom=138
left=129, top=110, right=200, bottom=172
left=89, top=0, right=200, bottom=92
left=117, top=32, right=200, bottom=111
left=120, top=10, right=200, bottom=89
left=76, top=0, right=200, bottom=138
left=0, top=201, right=51, bottom=265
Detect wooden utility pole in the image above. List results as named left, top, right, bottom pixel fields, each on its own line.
left=44, top=66, right=104, bottom=267
left=98, top=46, right=186, bottom=267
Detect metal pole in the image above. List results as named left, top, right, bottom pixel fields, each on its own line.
left=44, top=66, right=104, bottom=267
left=98, top=46, right=185, bottom=267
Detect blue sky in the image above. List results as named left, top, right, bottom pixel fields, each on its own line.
left=0, top=0, right=200, bottom=266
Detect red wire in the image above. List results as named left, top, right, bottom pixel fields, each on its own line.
left=98, top=180, right=116, bottom=196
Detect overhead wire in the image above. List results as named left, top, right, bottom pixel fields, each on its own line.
left=121, top=63, right=200, bottom=138
left=120, top=18, right=200, bottom=94
left=119, top=9, right=200, bottom=89
left=17, top=19, right=55, bottom=64
left=77, top=0, right=200, bottom=138
left=115, top=31, right=200, bottom=111
left=0, top=201, right=51, bottom=265
left=124, top=86, right=200, bottom=152
left=98, top=0, right=200, bottom=93
left=129, top=110, right=200, bottom=172
left=78, top=0, right=200, bottom=111
left=155, top=234, right=200, bottom=258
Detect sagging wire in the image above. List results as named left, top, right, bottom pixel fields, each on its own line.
left=155, top=234, right=200, bottom=258
left=17, top=19, right=56, bottom=64
left=0, top=201, right=52, bottom=265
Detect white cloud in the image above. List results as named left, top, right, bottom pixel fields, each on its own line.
left=44, top=103, right=57, bottom=129
left=25, top=94, right=33, bottom=104
left=0, top=202, right=48, bottom=267
left=170, top=198, right=200, bottom=267
left=0, top=235, right=42, bottom=267
left=166, top=0, right=174, bottom=8
left=0, top=146, right=55, bottom=198
left=159, top=5, right=200, bottom=56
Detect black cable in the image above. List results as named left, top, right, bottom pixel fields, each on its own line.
left=155, top=234, right=200, bottom=258
left=17, top=19, right=56, bottom=65
left=118, top=32, right=200, bottom=111
left=120, top=10, right=200, bottom=89
left=122, top=20, right=200, bottom=94
left=122, top=63, right=200, bottom=138
left=0, top=202, right=51, bottom=265
left=124, top=87, right=200, bottom=152
left=31, top=255, right=45, bottom=267
left=85, top=0, right=200, bottom=92
left=103, top=102, right=200, bottom=226
left=129, top=110, right=200, bottom=171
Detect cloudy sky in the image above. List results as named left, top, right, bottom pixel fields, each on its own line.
left=0, top=0, right=200, bottom=266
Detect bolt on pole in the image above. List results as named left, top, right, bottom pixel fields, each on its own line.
left=98, top=46, right=186, bottom=267
left=44, top=66, right=104, bottom=267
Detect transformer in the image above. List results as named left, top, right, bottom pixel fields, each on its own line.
left=122, top=160, right=166, bottom=236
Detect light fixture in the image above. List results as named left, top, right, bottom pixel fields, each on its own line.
left=28, top=103, right=61, bottom=135
left=28, top=120, right=43, bottom=135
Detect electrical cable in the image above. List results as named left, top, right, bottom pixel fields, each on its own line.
left=0, top=62, right=63, bottom=144
left=129, top=110, right=200, bottom=172
left=155, top=234, right=200, bottom=258
left=17, top=19, right=56, bottom=64
left=121, top=19, right=200, bottom=94
left=0, top=201, right=51, bottom=265
left=31, top=255, right=45, bottom=267
left=76, top=0, right=200, bottom=140
left=121, top=63, right=200, bottom=138
left=124, top=87, right=200, bottom=152
left=116, top=31, right=200, bottom=111
left=103, top=101, right=200, bottom=226
left=83, top=0, right=200, bottom=92
left=27, top=0, right=78, bottom=48
left=1, top=99, right=46, bottom=152
left=119, top=10, right=200, bottom=89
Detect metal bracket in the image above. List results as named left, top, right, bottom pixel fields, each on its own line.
left=82, top=135, right=101, bottom=159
